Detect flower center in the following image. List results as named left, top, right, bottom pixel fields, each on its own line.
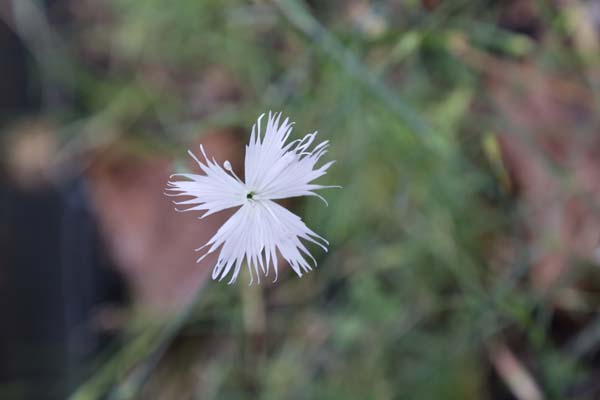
left=246, top=191, right=255, bottom=200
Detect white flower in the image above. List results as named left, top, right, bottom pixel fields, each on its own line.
left=166, top=112, right=337, bottom=284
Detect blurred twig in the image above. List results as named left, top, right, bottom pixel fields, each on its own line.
left=486, top=340, right=544, bottom=400
left=567, top=314, right=600, bottom=360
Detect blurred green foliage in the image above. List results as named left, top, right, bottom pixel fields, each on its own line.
left=36, top=0, right=597, bottom=398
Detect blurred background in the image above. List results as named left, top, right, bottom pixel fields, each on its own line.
left=2, top=0, right=600, bottom=399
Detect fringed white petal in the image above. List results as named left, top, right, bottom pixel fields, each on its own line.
left=166, top=145, right=246, bottom=218
left=244, top=112, right=338, bottom=202
left=197, top=200, right=328, bottom=284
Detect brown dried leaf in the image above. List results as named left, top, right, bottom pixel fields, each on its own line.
left=87, top=130, right=243, bottom=313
